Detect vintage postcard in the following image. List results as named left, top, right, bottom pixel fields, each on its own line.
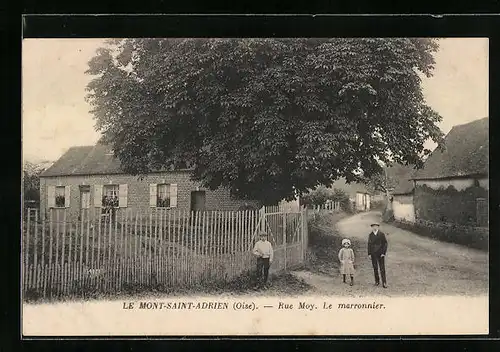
left=21, top=37, right=489, bottom=336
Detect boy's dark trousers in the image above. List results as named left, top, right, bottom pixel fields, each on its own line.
left=256, top=257, right=270, bottom=285
left=371, top=254, right=386, bottom=284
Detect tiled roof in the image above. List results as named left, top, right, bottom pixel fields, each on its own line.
left=412, top=117, right=489, bottom=180
left=40, top=145, right=188, bottom=177
left=388, top=164, right=417, bottom=195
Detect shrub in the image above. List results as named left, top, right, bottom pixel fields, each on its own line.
left=238, top=203, right=258, bottom=211
left=393, top=219, right=488, bottom=251
left=382, top=208, right=394, bottom=222
left=370, top=199, right=386, bottom=211
left=331, top=188, right=353, bottom=214
left=302, top=186, right=353, bottom=213
left=301, top=186, right=333, bottom=207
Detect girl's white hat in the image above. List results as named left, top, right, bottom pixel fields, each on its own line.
left=341, top=238, right=351, bottom=246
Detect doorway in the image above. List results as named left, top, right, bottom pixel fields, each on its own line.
left=79, top=185, right=91, bottom=219
left=190, top=190, right=206, bottom=211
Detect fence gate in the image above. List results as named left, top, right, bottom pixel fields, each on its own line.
left=261, top=206, right=307, bottom=273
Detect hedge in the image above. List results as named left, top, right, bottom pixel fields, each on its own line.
left=392, top=219, right=488, bottom=251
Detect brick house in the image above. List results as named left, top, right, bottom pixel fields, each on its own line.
left=411, top=117, right=489, bottom=227
left=39, top=144, right=260, bottom=220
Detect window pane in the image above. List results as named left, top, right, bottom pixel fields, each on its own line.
left=104, top=185, right=119, bottom=197
left=55, top=186, right=65, bottom=207
left=157, top=184, right=170, bottom=207
left=55, top=186, right=65, bottom=197
left=103, top=185, right=119, bottom=207
left=157, top=184, right=170, bottom=200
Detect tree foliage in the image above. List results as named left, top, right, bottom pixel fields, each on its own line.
left=86, top=38, right=444, bottom=205
left=363, top=170, right=396, bottom=194
left=23, top=161, right=43, bottom=206
left=300, top=185, right=333, bottom=206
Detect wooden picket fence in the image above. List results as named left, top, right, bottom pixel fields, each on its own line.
left=308, top=201, right=341, bottom=213
left=22, top=206, right=307, bottom=300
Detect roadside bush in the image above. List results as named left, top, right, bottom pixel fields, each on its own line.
left=393, top=219, right=488, bottom=251
left=302, top=186, right=353, bottom=214
left=306, top=212, right=357, bottom=271
left=301, top=186, right=333, bottom=207
left=370, top=199, right=386, bottom=211
left=342, top=200, right=354, bottom=214
left=382, top=208, right=394, bottom=222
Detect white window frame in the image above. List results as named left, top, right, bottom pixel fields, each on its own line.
left=157, top=183, right=171, bottom=208
left=150, top=183, right=177, bottom=208
left=54, top=186, right=66, bottom=208
left=102, top=184, right=120, bottom=208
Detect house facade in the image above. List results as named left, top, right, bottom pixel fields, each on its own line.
left=411, top=117, right=489, bottom=227
left=39, top=145, right=260, bottom=220
left=387, top=164, right=417, bottom=223
left=391, top=192, right=415, bottom=222
left=355, top=192, right=371, bottom=211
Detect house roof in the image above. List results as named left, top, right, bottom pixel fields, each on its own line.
left=330, top=177, right=371, bottom=196
left=40, top=145, right=190, bottom=177
left=412, top=117, right=489, bottom=180
left=388, top=164, right=417, bottom=195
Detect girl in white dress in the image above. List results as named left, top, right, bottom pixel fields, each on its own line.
left=338, top=238, right=355, bottom=286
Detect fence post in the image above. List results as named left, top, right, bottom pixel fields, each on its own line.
left=259, top=206, right=265, bottom=233
left=300, top=208, right=305, bottom=263
left=303, top=207, right=309, bottom=251
left=283, top=209, right=287, bottom=271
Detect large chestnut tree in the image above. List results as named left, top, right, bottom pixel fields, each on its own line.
left=86, top=38, right=443, bottom=205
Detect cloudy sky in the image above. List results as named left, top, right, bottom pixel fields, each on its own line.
left=22, top=38, right=488, bottom=163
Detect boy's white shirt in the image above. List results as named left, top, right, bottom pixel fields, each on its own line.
left=253, top=240, right=274, bottom=262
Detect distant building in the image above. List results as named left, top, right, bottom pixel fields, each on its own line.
left=330, top=178, right=372, bottom=212
left=388, top=164, right=417, bottom=223
left=411, top=117, right=488, bottom=227
left=39, top=144, right=260, bottom=220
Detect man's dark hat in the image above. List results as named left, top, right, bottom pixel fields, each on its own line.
left=370, top=223, right=380, bottom=227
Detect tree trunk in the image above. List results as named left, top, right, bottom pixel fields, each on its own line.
left=385, top=189, right=392, bottom=211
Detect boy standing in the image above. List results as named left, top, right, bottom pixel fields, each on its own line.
left=252, top=232, right=274, bottom=288
left=367, top=223, right=388, bottom=288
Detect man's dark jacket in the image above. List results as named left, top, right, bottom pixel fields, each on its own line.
left=367, top=231, right=388, bottom=256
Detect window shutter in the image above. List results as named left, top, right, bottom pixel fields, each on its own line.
left=170, top=183, right=178, bottom=208
left=64, top=186, right=71, bottom=208
left=94, top=184, right=103, bottom=207
left=47, top=185, right=55, bottom=208
left=119, top=184, right=128, bottom=208
left=150, top=184, right=157, bottom=207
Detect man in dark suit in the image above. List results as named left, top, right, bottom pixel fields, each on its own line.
left=368, top=223, right=388, bottom=288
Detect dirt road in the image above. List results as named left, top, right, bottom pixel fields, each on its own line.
left=292, top=212, right=488, bottom=297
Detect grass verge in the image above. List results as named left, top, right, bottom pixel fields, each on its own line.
left=389, top=219, right=488, bottom=251
left=23, top=269, right=312, bottom=304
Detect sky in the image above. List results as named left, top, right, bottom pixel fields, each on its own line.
left=22, top=38, right=489, bottom=163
